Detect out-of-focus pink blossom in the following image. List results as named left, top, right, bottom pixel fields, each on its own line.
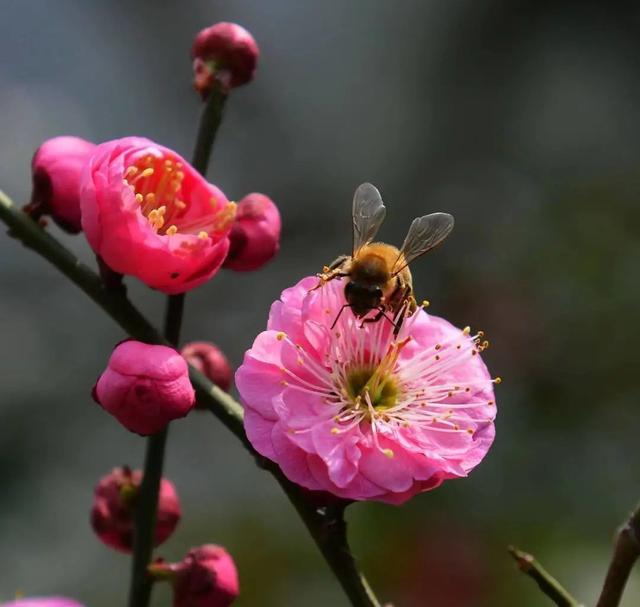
left=26, top=136, right=96, bottom=233
left=150, top=545, right=239, bottom=607
left=191, top=22, right=259, bottom=95
left=93, top=340, right=195, bottom=435
left=90, top=466, right=181, bottom=552
left=236, top=276, right=498, bottom=504
left=80, top=137, right=235, bottom=294
left=0, top=599, right=84, bottom=607
left=181, top=342, right=232, bottom=394
left=223, top=193, right=280, bottom=272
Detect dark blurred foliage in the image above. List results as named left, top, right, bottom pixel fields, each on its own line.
left=2, top=1, right=640, bottom=605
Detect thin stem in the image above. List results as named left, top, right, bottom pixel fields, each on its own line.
left=164, top=294, right=185, bottom=346
left=127, top=298, right=185, bottom=607
left=508, top=546, right=582, bottom=607
left=596, top=503, right=640, bottom=607
left=127, top=428, right=168, bottom=607
left=0, top=192, right=382, bottom=606
left=126, top=81, right=226, bottom=607
left=191, top=84, right=227, bottom=174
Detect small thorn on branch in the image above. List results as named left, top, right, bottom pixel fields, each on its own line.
left=508, top=546, right=583, bottom=607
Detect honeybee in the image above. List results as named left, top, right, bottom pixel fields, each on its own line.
left=317, top=182, right=454, bottom=328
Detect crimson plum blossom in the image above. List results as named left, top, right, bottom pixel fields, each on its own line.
left=91, top=466, right=181, bottom=552
left=236, top=276, right=498, bottom=504
left=27, top=135, right=96, bottom=233
left=80, top=137, right=235, bottom=294
left=93, top=340, right=195, bottom=435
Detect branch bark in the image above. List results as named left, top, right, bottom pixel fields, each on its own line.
left=508, top=546, right=582, bottom=607
left=596, top=504, right=640, bottom=607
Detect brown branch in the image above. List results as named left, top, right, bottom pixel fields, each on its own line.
left=596, top=503, right=640, bottom=607
left=508, top=546, right=583, bottom=607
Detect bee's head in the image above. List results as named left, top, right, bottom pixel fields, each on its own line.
left=344, top=281, right=383, bottom=317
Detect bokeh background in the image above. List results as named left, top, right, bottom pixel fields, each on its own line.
left=2, top=1, right=640, bottom=605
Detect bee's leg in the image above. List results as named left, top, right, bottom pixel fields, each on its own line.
left=360, top=307, right=396, bottom=329
left=391, top=286, right=415, bottom=336
left=330, top=303, right=352, bottom=329
left=311, top=255, right=351, bottom=291
left=327, top=255, right=350, bottom=271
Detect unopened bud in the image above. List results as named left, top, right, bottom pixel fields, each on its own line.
left=90, top=466, right=181, bottom=553
left=223, top=193, right=280, bottom=272
left=93, top=340, right=195, bottom=435
left=181, top=342, right=232, bottom=398
left=25, top=136, right=96, bottom=233
left=150, top=545, right=239, bottom=607
left=191, top=22, right=259, bottom=96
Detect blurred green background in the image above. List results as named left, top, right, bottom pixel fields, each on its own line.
left=2, top=1, right=640, bottom=605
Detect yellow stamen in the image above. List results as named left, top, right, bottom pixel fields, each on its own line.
left=166, top=225, right=178, bottom=236
left=198, top=231, right=208, bottom=239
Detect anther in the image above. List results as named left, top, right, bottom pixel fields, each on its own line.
left=198, top=231, right=209, bottom=239
left=382, top=448, right=394, bottom=459
left=494, top=377, right=502, bottom=384
left=166, top=225, right=178, bottom=236
left=276, top=332, right=286, bottom=341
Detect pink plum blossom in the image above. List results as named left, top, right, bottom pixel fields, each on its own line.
left=27, top=135, right=96, bottom=233
left=80, top=137, right=235, bottom=294
left=236, top=276, right=497, bottom=504
left=91, top=466, right=181, bottom=552
left=0, top=600, right=84, bottom=607
left=223, top=193, right=281, bottom=272
left=191, top=22, right=259, bottom=95
left=181, top=341, right=232, bottom=395
left=93, top=340, right=195, bottom=435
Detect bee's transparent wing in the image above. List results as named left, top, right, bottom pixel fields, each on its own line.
left=392, top=212, right=454, bottom=274
left=352, top=182, right=386, bottom=255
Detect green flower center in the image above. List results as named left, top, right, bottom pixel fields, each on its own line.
left=345, top=365, right=398, bottom=411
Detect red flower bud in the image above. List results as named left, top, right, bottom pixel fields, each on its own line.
left=90, top=466, right=181, bottom=553
left=223, top=193, right=280, bottom=272
left=26, top=136, right=96, bottom=233
left=93, top=341, right=195, bottom=435
left=150, top=545, right=239, bottom=607
left=191, top=22, right=259, bottom=95
left=181, top=342, right=232, bottom=395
